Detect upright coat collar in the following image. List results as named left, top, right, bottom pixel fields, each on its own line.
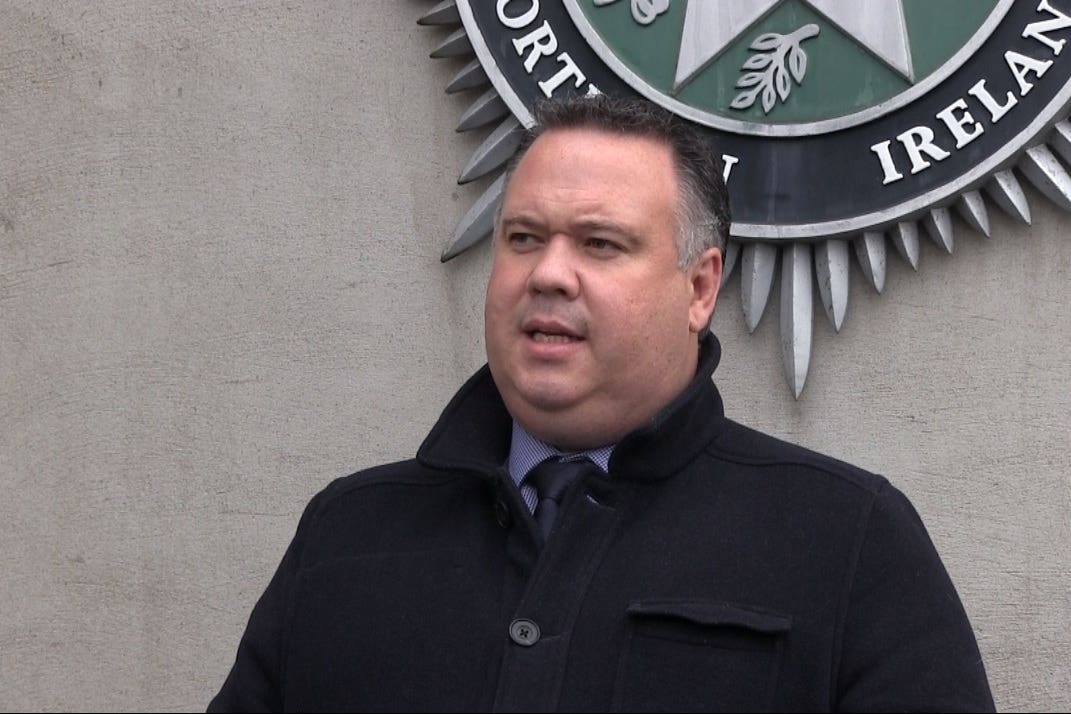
left=417, top=334, right=726, bottom=482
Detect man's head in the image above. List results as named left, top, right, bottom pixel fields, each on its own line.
left=506, top=95, right=731, bottom=267
left=484, top=95, right=731, bottom=450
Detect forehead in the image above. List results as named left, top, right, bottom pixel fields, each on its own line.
left=502, top=128, right=679, bottom=209
left=518, top=127, right=675, bottom=174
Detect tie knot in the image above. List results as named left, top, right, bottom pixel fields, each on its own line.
left=526, top=457, right=599, bottom=545
left=527, top=457, right=596, bottom=503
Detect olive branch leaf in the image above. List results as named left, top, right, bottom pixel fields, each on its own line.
left=731, top=24, right=820, bottom=114
left=592, top=0, right=669, bottom=26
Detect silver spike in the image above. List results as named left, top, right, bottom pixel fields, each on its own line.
left=720, top=239, right=740, bottom=288
left=442, top=174, right=506, bottom=262
left=741, top=242, right=778, bottom=333
left=890, top=221, right=920, bottom=270
left=853, top=231, right=887, bottom=293
left=1047, top=118, right=1071, bottom=164
left=955, top=190, right=991, bottom=237
left=429, top=27, right=472, bottom=58
left=923, top=207, right=954, bottom=253
left=780, top=242, right=813, bottom=400
left=1019, top=144, right=1071, bottom=212
left=417, top=0, right=460, bottom=25
left=984, top=169, right=1031, bottom=225
left=814, top=239, right=849, bottom=332
left=458, top=116, right=523, bottom=184
left=457, top=88, right=509, bottom=132
left=446, top=59, right=490, bottom=94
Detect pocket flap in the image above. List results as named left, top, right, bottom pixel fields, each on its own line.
left=626, top=599, right=791, bottom=634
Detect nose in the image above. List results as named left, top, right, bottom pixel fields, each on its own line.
left=526, top=236, right=580, bottom=299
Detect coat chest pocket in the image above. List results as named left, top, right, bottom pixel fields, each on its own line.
left=612, top=599, right=791, bottom=713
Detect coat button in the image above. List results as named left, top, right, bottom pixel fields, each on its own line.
left=493, top=499, right=511, bottom=528
left=509, top=618, right=540, bottom=646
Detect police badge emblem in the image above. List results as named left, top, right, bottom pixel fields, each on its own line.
left=421, top=0, right=1071, bottom=396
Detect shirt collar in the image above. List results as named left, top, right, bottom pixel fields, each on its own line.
left=506, top=421, right=613, bottom=489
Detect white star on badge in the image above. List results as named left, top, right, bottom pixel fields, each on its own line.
left=675, top=0, right=914, bottom=90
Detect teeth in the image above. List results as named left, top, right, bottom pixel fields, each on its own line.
left=532, top=331, right=577, bottom=343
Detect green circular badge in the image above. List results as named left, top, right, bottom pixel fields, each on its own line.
left=566, top=0, right=1009, bottom=135
left=424, top=0, right=1071, bottom=395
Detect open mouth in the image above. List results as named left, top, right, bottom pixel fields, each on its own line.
left=529, top=330, right=582, bottom=344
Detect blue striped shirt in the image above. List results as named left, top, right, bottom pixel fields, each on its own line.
left=507, top=421, right=613, bottom=513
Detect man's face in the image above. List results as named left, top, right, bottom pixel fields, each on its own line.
left=484, top=128, right=722, bottom=450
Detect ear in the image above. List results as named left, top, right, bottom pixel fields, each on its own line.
left=687, top=246, right=723, bottom=334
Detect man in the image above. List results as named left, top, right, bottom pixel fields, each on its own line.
left=209, top=95, right=994, bottom=712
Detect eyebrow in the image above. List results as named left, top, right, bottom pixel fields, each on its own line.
left=499, top=214, right=545, bottom=233
left=573, top=218, right=640, bottom=243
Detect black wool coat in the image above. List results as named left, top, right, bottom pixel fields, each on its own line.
left=209, top=336, right=994, bottom=712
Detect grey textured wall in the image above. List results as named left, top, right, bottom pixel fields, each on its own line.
left=1, top=2, right=1068, bottom=711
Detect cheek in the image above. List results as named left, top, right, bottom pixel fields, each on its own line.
left=619, top=284, right=692, bottom=349
left=592, top=290, right=661, bottom=361
left=485, top=265, right=525, bottom=338
left=488, top=258, right=527, bottom=300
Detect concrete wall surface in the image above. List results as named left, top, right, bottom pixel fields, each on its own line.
left=1, top=2, right=1068, bottom=711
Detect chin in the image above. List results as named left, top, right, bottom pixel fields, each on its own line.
left=500, top=378, right=579, bottom=420
left=512, top=372, right=587, bottom=409
left=505, top=387, right=623, bottom=451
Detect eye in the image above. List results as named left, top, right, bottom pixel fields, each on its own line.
left=506, top=232, right=540, bottom=251
left=586, top=237, right=623, bottom=255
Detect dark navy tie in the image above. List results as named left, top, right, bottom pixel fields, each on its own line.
left=527, top=458, right=597, bottom=543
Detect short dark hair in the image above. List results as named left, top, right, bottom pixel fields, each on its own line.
left=500, top=93, right=731, bottom=268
